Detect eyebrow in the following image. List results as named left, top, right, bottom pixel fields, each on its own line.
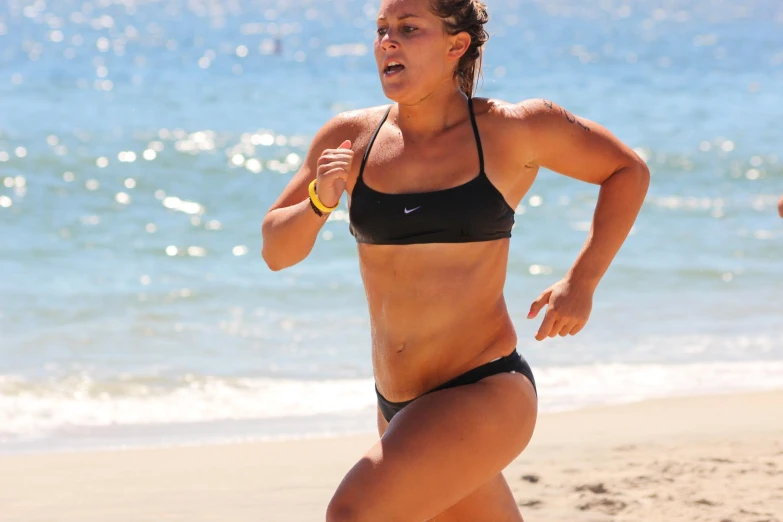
left=377, top=13, right=423, bottom=21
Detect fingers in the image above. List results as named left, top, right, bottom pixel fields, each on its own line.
left=320, top=147, right=353, bottom=158
left=318, top=161, right=351, bottom=172
left=318, top=152, right=353, bottom=166
left=547, top=318, right=566, bottom=339
left=527, top=290, right=551, bottom=319
left=317, top=159, right=351, bottom=178
left=321, top=142, right=354, bottom=158
left=318, top=142, right=354, bottom=189
left=318, top=148, right=354, bottom=181
left=536, top=315, right=586, bottom=340
left=531, top=280, right=592, bottom=341
left=557, top=323, right=572, bottom=337
left=534, top=309, right=557, bottom=341
left=314, top=143, right=352, bottom=207
left=319, top=167, right=350, bottom=181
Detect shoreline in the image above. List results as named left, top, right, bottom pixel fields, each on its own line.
left=5, top=358, right=783, bottom=457
left=2, top=389, right=782, bottom=521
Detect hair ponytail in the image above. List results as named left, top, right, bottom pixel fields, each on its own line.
left=430, top=0, right=489, bottom=98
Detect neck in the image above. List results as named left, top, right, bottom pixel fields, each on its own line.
left=393, top=84, right=470, bottom=141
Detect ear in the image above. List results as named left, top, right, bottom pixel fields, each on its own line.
left=446, top=31, right=471, bottom=62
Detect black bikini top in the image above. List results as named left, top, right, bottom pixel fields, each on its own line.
left=348, top=98, right=515, bottom=245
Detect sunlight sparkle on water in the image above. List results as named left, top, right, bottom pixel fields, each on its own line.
left=163, top=197, right=204, bottom=215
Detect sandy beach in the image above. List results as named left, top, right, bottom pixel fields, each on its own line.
left=2, top=390, right=781, bottom=522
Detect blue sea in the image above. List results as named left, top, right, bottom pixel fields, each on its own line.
left=1, top=0, right=782, bottom=454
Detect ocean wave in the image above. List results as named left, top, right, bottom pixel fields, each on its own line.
left=3, top=360, right=783, bottom=448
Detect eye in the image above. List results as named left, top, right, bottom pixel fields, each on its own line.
left=402, top=25, right=417, bottom=33
left=376, top=27, right=388, bottom=36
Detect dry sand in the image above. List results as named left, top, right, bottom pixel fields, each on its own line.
left=1, top=390, right=781, bottom=521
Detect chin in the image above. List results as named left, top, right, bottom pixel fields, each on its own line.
left=380, top=78, right=429, bottom=106
left=379, top=77, right=408, bottom=102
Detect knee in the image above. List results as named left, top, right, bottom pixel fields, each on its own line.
left=325, top=490, right=366, bottom=522
left=325, top=497, right=356, bottom=522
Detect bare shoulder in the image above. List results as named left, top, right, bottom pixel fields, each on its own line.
left=471, top=97, right=518, bottom=121
left=318, top=105, right=391, bottom=150
left=472, top=97, right=541, bottom=120
left=264, top=105, right=391, bottom=212
left=478, top=97, right=586, bottom=132
left=472, top=97, right=547, bottom=136
left=471, top=98, right=542, bottom=160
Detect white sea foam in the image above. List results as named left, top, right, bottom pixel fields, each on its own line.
left=3, top=360, right=783, bottom=450
left=0, top=376, right=375, bottom=442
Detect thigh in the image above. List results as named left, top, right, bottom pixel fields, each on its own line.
left=378, top=407, right=524, bottom=522
left=329, top=372, right=537, bottom=522
left=429, top=473, right=524, bottom=522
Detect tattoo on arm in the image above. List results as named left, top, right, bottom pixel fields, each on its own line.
left=542, top=99, right=591, bottom=132
left=561, top=107, right=576, bottom=124
left=575, top=119, right=591, bottom=132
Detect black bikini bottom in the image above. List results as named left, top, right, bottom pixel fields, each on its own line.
left=375, top=350, right=536, bottom=423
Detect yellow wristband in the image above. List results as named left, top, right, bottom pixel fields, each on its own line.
left=308, top=179, right=338, bottom=213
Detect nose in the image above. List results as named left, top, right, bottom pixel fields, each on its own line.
left=380, top=32, right=398, bottom=51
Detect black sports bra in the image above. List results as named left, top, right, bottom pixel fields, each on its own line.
left=348, top=98, right=515, bottom=245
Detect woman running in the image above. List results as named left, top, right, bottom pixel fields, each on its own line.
left=261, top=0, right=649, bottom=519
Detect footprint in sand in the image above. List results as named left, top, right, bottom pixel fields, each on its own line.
left=701, top=457, right=734, bottom=463
left=576, top=498, right=627, bottom=515
left=692, top=498, right=720, bottom=507
left=738, top=507, right=777, bottom=518
left=623, top=474, right=656, bottom=488
left=517, top=499, right=543, bottom=508
left=575, top=483, right=609, bottom=494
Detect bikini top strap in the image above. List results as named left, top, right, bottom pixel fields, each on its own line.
left=359, top=105, right=393, bottom=180
left=467, top=97, right=485, bottom=174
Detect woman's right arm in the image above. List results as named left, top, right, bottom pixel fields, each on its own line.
left=261, top=113, right=360, bottom=271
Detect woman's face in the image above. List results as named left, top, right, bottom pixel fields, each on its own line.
left=374, top=0, right=466, bottom=103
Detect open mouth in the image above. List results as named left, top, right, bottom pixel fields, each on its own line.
left=383, top=62, right=406, bottom=76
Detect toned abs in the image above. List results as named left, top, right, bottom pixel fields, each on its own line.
left=358, top=240, right=518, bottom=402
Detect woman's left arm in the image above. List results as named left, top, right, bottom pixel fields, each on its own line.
left=512, top=99, right=650, bottom=340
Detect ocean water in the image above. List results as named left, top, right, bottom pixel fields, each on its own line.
left=1, top=0, right=782, bottom=454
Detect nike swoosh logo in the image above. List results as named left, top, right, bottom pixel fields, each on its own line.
left=404, top=206, right=422, bottom=214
